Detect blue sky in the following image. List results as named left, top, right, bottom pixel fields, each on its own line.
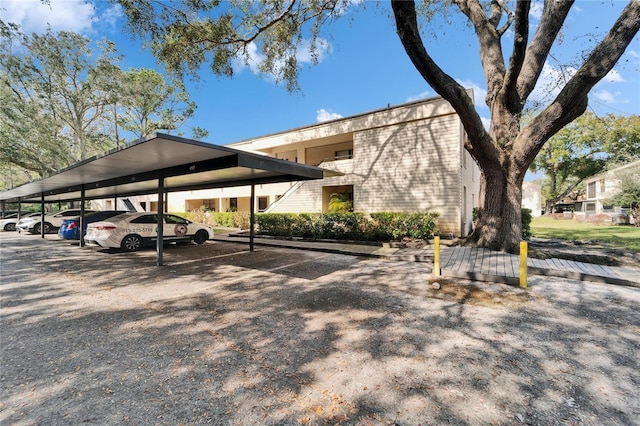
left=2, top=0, right=639, bottom=147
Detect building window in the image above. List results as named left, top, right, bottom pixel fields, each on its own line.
left=258, top=197, right=268, bottom=212
left=599, top=179, right=606, bottom=193
left=587, top=182, right=596, bottom=199
left=586, top=202, right=596, bottom=213
left=230, top=198, right=238, bottom=212
left=334, top=149, right=353, bottom=160
left=323, top=185, right=354, bottom=212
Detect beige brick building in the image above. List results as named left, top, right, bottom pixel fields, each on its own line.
left=128, top=96, right=480, bottom=237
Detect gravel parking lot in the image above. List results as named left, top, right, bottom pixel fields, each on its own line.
left=1, top=233, right=639, bottom=425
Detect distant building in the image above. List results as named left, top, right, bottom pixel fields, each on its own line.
left=522, top=181, right=542, bottom=217
left=104, top=96, right=481, bottom=237
left=574, top=159, right=640, bottom=223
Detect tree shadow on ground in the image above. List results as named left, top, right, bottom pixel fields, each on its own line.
left=2, top=234, right=639, bottom=425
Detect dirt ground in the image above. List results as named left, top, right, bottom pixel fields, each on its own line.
left=1, top=233, right=639, bottom=425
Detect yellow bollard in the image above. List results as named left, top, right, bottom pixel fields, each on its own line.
left=434, top=236, right=441, bottom=276
left=520, top=241, right=528, bottom=288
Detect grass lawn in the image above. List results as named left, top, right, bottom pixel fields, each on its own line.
left=531, top=217, right=640, bottom=252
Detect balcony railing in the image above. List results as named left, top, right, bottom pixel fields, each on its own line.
left=321, top=153, right=353, bottom=163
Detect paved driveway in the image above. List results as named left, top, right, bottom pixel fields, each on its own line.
left=1, top=233, right=639, bottom=425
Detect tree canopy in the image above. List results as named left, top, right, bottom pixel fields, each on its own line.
left=0, top=22, right=206, bottom=190
left=530, top=112, right=640, bottom=213
left=607, top=167, right=640, bottom=226
left=93, top=1, right=640, bottom=251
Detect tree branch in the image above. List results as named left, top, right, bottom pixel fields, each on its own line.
left=391, top=0, right=498, bottom=168
left=453, top=0, right=506, bottom=108
left=516, top=0, right=640, bottom=171
left=499, top=0, right=529, bottom=113
left=516, top=0, right=573, bottom=101
left=494, top=0, right=514, bottom=36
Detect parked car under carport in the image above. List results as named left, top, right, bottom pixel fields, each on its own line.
left=84, top=212, right=213, bottom=251
left=58, top=210, right=132, bottom=240
left=17, top=209, right=96, bottom=234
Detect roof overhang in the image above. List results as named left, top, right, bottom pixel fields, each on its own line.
left=0, top=133, right=334, bottom=203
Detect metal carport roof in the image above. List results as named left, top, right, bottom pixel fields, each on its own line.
left=0, top=133, right=327, bottom=203
left=0, top=133, right=331, bottom=265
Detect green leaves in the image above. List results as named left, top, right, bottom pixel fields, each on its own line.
left=530, top=111, right=640, bottom=209
left=117, top=0, right=346, bottom=92
left=255, top=212, right=440, bottom=241
left=116, top=68, right=196, bottom=138
left=606, top=169, right=640, bottom=226
left=1, top=25, right=203, bottom=188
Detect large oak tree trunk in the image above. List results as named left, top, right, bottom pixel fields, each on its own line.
left=391, top=0, right=640, bottom=254
left=467, top=160, right=524, bottom=253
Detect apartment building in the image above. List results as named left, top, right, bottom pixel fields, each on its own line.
left=127, top=96, right=480, bottom=237
left=574, top=159, right=640, bottom=223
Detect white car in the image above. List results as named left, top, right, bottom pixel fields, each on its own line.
left=16, top=209, right=96, bottom=234
left=0, top=212, right=39, bottom=231
left=84, top=212, right=213, bottom=251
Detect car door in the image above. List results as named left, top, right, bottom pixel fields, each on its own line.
left=128, top=214, right=160, bottom=243
left=163, top=214, right=190, bottom=241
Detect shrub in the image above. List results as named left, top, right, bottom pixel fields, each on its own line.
left=521, top=208, right=532, bottom=241
left=178, top=211, right=250, bottom=229
left=255, top=212, right=439, bottom=242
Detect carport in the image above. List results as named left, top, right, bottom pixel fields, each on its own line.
left=0, top=133, right=329, bottom=265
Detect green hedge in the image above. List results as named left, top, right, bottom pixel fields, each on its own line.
left=178, top=211, right=250, bottom=229
left=255, top=212, right=439, bottom=241
left=521, top=208, right=532, bottom=240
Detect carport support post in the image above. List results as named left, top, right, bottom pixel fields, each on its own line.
left=250, top=184, right=255, bottom=252
left=40, top=193, right=45, bottom=239
left=156, top=173, right=165, bottom=266
left=79, top=185, right=86, bottom=247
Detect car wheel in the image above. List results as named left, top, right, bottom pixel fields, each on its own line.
left=4, top=223, right=15, bottom=231
left=121, top=234, right=143, bottom=252
left=193, top=230, right=209, bottom=244
left=43, top=222, right=53, bottom=234
left=32, top=223, right=41, bottom=234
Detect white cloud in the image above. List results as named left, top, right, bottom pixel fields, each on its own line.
left=238, top=42, right=264, bottom=74
left=592, top=90, right=624, bottom=105
left=234, top=38, right=332, bottom=81
left=296, top=38, right=332, bottom=64
left=100, top=4, right=124, bottom=29
left=628, top=50, right=640, bottom=59
left=481, top=116, right=491, bottom=130
left=455, top=79, right=488, bottom=110
left=529, top=62, right=578, bottom=104
left=2, top=0, right=94, bottom=34
left=316, top=108, right=343, bottom=122
left=529, top=2, right=543, bottom=20
left=1, top=0, right=122, bottom=35
left=406, top=90, right=432, bottom=102
left=593, top=90, right=614, bottom=103
left=602, top=68, right=625, bottom=84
